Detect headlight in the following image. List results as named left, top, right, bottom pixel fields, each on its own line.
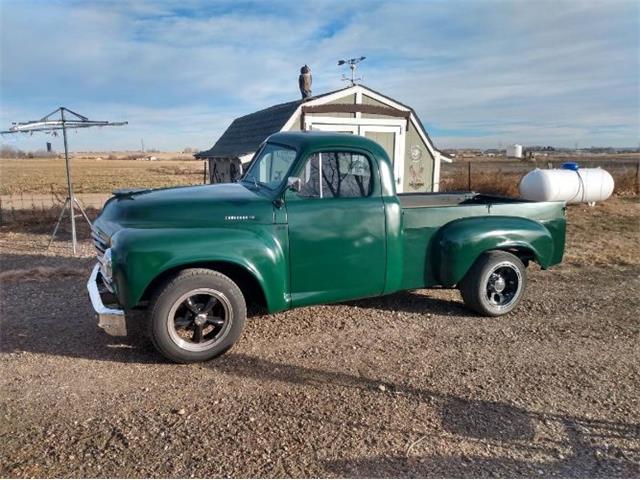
left=101, top=248, right=113, bottom=281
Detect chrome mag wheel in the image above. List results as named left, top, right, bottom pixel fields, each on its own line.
left=485, top=261, right=522, bottom=309
left=167, top=288, right=233, bottom=352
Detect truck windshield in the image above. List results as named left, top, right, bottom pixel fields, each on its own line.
left=243, top=143, right=297, bottom=190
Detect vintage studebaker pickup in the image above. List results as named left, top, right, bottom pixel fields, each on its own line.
left=88, top=132, right=565, bottom=363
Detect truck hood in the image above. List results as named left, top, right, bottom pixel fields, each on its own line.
left=95, top=183, right=274, bottom=236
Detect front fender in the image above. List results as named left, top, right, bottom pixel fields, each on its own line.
left=434, top=216, right=555, bottom=287
left=110, top=225, right=289, bottom=312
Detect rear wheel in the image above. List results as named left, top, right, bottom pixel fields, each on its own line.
left=149, top=269, right=246, bottom=363
left=459, top=251, right=527, bottom=316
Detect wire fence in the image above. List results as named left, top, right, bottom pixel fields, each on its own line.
left=0, top=193, right=107, bottom=225
left=440, top=158, right=640, bottom=197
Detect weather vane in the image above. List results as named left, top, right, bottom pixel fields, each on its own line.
left=338, top=56, right=366, bottom=86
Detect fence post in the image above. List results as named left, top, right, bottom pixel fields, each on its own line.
left=636, top=160, right=639, bottom=195
left=467, top=161, right=471, bottom=191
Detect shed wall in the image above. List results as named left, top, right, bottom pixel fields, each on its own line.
left=403, top=122, right=434, bottom=192
left=361, top=95, right=397, bottom=119
left=207, top=157, right=242, bottom=183
left=326, top=94, right=357, bottom=118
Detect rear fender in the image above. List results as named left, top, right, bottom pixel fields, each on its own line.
left=434, top=216, right=555, bottom=287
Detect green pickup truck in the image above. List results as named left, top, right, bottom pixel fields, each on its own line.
left=88, top=132, right=566, bottom=363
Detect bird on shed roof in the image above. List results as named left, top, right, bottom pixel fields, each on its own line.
left=299, top=65, right=312, bottom=99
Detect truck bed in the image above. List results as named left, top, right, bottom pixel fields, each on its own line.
left=398, top=191, right=528, bottom=208
left=397, top=192, right=566, bottom=290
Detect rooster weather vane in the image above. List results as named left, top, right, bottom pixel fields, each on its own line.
left=338, top=56, right=366, bottom=86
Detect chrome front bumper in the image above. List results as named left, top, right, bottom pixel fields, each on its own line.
left=87, top=264, right=127, bottom=336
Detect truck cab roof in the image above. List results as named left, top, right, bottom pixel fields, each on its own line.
left=266, top=131, right=391, bottom=164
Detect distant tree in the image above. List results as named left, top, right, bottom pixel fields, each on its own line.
left=0, top=144, right=25, bottom=158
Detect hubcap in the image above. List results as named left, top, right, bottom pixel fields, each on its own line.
left=485, top=262, right=522, bottom=309
left=493, top=275, right=506, bottom=293
left=167, top=288, right=233, bottom=352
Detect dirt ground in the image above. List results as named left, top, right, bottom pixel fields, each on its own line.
left=0, top=196, right=639, bottom=478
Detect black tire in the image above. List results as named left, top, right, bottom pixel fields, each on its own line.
left=459, top=251, right=527, bottom=317
left=149, top=268, right=246, bottom=363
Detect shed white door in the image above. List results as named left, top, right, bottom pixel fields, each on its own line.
left=304, top=119, right=407, bottom=192
left=359, top=125, right=404, bottom=192
left=310, top=124, right=357, bottom=134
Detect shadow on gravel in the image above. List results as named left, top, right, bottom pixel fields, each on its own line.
left=0, top=253, right=160, bottom=364
left=211, top=353, right=640, bottom=478
left=0, top=252, right=470, bottom=363
left=343, top=289, right=466, bottom=316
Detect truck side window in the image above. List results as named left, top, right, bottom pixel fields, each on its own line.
left=298, top=152, right=372, bottom=198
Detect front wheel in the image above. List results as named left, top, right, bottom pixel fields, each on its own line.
left=149, top=269, right=246, bottom=363
left=459, top=251, right=527, bottom=316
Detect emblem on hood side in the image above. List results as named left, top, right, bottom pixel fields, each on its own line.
left=225, top=215, right=256, bottom=221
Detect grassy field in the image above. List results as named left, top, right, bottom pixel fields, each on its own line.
left=1, top=152, right=638, bottom=198
left=0, top=156, right=205, bottom=195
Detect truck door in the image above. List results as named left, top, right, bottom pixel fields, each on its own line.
left=284, top=150, right=386, bottom=307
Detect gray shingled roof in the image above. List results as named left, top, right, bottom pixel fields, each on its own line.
left=195, top=100, right=302, bottom=158
left=195, top=88, right=352, bottom=159
left=196, top=85, right=440, bottom=159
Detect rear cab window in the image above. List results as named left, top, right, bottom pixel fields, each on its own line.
left=298, top=151, right=373, bottom=198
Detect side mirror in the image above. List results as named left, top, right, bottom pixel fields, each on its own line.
left=287, top=176, right=302, bottom=192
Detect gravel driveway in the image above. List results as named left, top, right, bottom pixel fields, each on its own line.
left=1, top=200, right=639, bottom=478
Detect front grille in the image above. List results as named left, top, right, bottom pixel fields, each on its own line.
left=92, top=228, right=114, bottom=293
left=91, top=229, right=109, bottom=256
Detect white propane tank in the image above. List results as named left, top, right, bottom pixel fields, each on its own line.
left=519, top=165, right=614, bottom=204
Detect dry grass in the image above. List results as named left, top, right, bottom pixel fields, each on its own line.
left=0, top=204, right=99, bottom=227
left=441, top=171, right=522, bottom=197
left=441, top=167, right=638, bottom=197
left=0, top=157, right=205, bottom=195
left=564, top=196, right=639, bottom=267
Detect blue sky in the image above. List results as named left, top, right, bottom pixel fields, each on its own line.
left=1, top=0, right=638, bottom=151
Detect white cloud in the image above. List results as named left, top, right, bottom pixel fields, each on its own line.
left=1, top=0, right=638, bottom=151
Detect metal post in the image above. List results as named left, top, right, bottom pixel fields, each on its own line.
left=467, top=161, right=471, bottom=191
left=61, top=108, right=77, bottom=254
left=48, top=197, right=69, bottom=249
left=3, top=106, right=125, bottom=254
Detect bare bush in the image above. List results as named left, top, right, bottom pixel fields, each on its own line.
left=0, top=144, right=56, bottom=159
left=0, top=144, right=26, bottom=158
left=441, top=170, right=522, bottom=197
